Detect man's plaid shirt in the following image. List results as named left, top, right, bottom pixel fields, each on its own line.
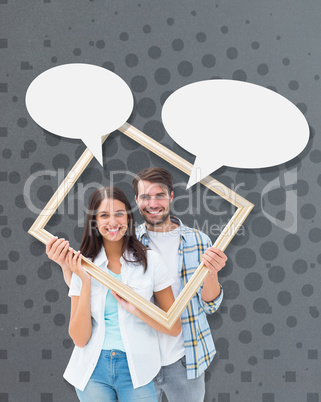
left=136, top=216, right=223, bottom=379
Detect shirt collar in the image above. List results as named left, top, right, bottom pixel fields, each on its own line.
left=139, top=216, right=187, bottom=242
left=92, top=245, right=128, bottom=268
left=92, top=246, right=108, bottom=267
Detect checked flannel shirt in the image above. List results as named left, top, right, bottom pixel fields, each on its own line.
left=136, top=216, right=223, bottom=379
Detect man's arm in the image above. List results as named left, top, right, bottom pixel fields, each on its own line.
left=201, top=247, right=227, bottom=302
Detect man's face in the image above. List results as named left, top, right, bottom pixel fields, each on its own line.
left=136, top=180, right=173, bottom=228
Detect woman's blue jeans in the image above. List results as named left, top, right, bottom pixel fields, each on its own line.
left=75, top=350, right=157, bottom=402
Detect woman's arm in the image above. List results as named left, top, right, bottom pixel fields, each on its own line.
left=112, top=286, right=181, bottom=336
left=67, top=251, right=92, bottom=348
left=46, top=237, right=72, bottom=287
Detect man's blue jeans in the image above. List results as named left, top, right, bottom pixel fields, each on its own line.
left=75, top=350, right=157, bottom=402
left=154, top=356, right=205, bottom=402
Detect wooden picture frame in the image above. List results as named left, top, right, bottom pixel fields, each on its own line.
left=28, top=122, right=254, bottom=329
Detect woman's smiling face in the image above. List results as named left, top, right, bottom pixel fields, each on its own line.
left=95, top=198, right=129, bottom=242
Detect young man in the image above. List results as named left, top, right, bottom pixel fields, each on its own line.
left=46, top=167, right=227, bottom=402
left=132, top=167, right=226, bottom=402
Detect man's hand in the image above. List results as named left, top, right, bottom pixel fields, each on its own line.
left=46, top=237, right=72, bottom=287
left=201, top=247, right=227, bottom=302
left=202, top=247, right=227, bottom=276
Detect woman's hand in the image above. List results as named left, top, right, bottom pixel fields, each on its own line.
left=112, top=286, right=181, bottom=337
left=111, top=291, right=137, bottom=315
left=67, top=249, right=91, bottom=284
left=46, top=237, right=72, bottom=286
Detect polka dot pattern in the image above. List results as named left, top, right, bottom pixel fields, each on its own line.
left=1, top=2, right=319, bottom=401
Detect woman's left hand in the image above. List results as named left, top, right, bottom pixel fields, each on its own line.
left=111, top=291, right=137, bottom=315
left=67, top=249, right=91, bottom=284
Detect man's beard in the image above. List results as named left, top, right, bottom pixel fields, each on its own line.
left=140, top=208, right=170, bottom=228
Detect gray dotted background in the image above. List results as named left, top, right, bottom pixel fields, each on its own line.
left=1, top=1, right=320, bottom=401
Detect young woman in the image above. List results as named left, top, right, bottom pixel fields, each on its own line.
left=47, top=187, right=180, bottom=402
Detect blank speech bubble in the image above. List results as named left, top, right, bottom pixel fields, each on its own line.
left=162, top=80, right=309, bottom=188
left=26, top=63, right=134, bottom=164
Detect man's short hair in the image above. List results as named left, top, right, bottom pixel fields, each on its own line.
left=132, top=167, right=174, bottom=197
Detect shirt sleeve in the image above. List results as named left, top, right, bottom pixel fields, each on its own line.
left=195, top=233, right=224, bottom=314
left=147, top=250, right=174, bottom=292
left=68, top=272, right=82, bottom=297
left=197, top=284, right=224, bottom=314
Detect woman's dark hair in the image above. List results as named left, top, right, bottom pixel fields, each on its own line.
left=80, top=187, right=148, bottom=272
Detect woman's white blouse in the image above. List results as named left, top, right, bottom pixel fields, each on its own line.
left=63, top=247, right=173, bottom=390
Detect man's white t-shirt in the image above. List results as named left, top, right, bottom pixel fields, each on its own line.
left=147, top=227, right=186, bottom=366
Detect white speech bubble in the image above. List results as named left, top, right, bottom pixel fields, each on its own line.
left=25, top=63, right=134, bottom=164
left=162, top=80, right=309, bottom=188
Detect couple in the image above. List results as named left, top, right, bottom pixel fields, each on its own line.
left=46, top=167, right=227, bottom=402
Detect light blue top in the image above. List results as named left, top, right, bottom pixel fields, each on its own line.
left=102, top=269, right=126, bottom=352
